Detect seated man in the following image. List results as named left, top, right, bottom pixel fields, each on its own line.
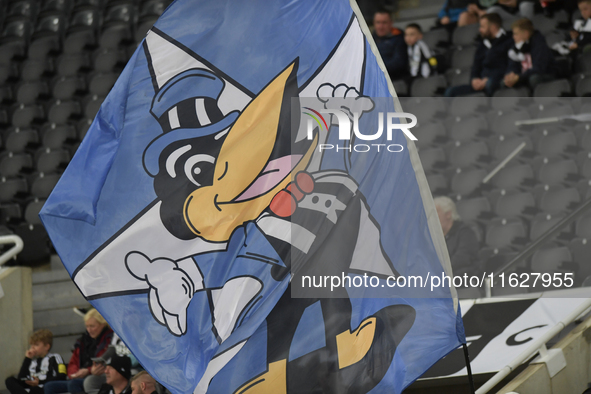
left=434, top=196, right=480, bottom=276
left=446, top=13, right=512, bottom=96
left=130, top=372, right=157, bottom=394
left=372, top=10, right=408, bottom=80
left=503, top=18, right=556, bottom=91
left=96, top=355, right=132, bottom=394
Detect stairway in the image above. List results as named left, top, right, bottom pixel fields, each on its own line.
left=32, top=255, right=91, bottom=364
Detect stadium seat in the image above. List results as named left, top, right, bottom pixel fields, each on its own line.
left=136, top=0, right=169, bottom=42
left=418, top=147, right=447, bottom=173
left=448, top=115, right=488, bottom=142
left=28, top=13, right=67, bottom=60
left=20, top=58, right=54, bottom=82
left=0, top=17, right=33, bottom=64
left=492, top=136, right=535, bottom=161
left=15, top=80, right=49, bottom=104
left=0, top=203, right=22, bottom=225
left=392, top=79, right=408, bottom=97
left=41, top=0, right=74, bottom=15
left=575, top=74, right=591, bottom=97
left=540, top=187, right=581, bottom=214
left=414, top=122, right=447, bottom=148
left=537, top=130, right=578, bottom=158
left=449, top=96, right=488, bottom=118
left=410, top=75, right=447, bottom=97
left=87, top=72, right=117, bottom=96
left=456, top=196, right=493, bottom=223
left=490, top=108, right=530, bottom=137
left=10, top=103, right=45, bottom=127
left=40, top=123, right=76, bottom=149
left=24, top=198, right=45, bottom=225
left=7, top=0, right=39, bottom=21
left=0, top=85, right=14, bottom=104
left=533, top=79, right=571, bottom=97
left=34, top=147, right=70, bottom=173
left=82, top=94, right=104, bottom=118
left=0, top=176, right=28, bottom=203
left=537, top=158, right=580, bottom=185
left=449, top=140, right=491, bottom=169
left=56, top=53, right=90, bottom=77
left=46, top=99, right=81, bottom=124
left=575, top=212, right=591, bottom=240
left=451, top=23, right=479, bottom=47
left=52, top=75, right=87, bottom=100
left=577, top=51, right=591, bottom=74
left=426, top=173, right=449, bottom=195
left=29, top=172, right=60, bottom=198
left=530, top=246, right=573, bottom=276
left=451, top=167, right=487, bottom=197
left=532, top=14, right=560, bottom=35
left=0, top=63, right=18, bottom=85
left=92, top=47, right=125, bottom=72
left=491, top=163, right=536, bottom=190
left=494, top=190, right=537, bottom=218
left=99, top=3, right=136, bottom=48
left=450, top=46, right=476, bottom=70
left=402, top=97, right=446, bottom=122
left=529, top=212, right=569, bottom=241
left=492, top=87, right=530, bottom=98
left=422, top=27, right=449, bottom=51
left=2, top=127, right=39, bottom=152
left=12, top=223, right=51, bottom=266
left=77, top=117, right=92, bottom=140
left=485, top=217, right=528, bottom=249
left=570, top=238, right=591, bottom=285
left=63, top=7, right=101, bottom=54
left=446, top=68, right=471, bottom=91
left=528, top=101, right=574, bottom=118
left=0, top=152, right=33, bottom=177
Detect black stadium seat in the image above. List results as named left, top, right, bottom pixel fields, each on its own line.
left=88, top=71, right=117, bottom=95
left=529, top=213, right=568, bottom=241
left=540, top=187, right=581, bottom=214
left=485, top=217, right=528, bottom=249
left=3, top=127, right=39, bottom=153
left=28, top=13, right=67, bottom=60
left=533, top=79, right=571, bottom=97
left=29, top=172, right=60, bottom=198
left=491, top=163, right=536, bottom=190
left=538, top=159, right=580, bottom=185
left=10, top=103, right=45, bottom=127
left=410, top=75, right=447, bottom=97
left=40, top=123, right=76, bottom=149
left=46, top=99, right=81, bottom=124
left=494, top=191, right=537, bottom=219
left=56, top=53, right=91, bottom=76
left=452, top=24, right=478, bottom=47
left=0, top=17, right=33, bottom=64
left=20, top=58, right=54, bottom=82
left=0, top=176, right=28, bottom=203
left=451, top=167, right=487, bottom=197
left=448, top=115, right=488, bottom=142
left=15, top=80, right=49, bottom=104
left=52, top=75, right=87, bottom=100
left=456, top=196, right=493, bottom=223
left=0, top=152, right=33, bottom=177
left=450, top=46, right=476, bottom=70
left=24, top=198, right=45, bottom=225
left=63, top=7, right=101, bottom=54
left=537, top=131, right=578, bottom=158
left=99, top=3, right=136, bottom=48
left=34, top=147, right=70, bottom=173
left=449, top=140, right=491, bottom=169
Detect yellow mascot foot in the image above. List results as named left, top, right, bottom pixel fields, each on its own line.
left=234, top=359, right=287, bottom=394
left=336, top=317, right=377, bottom=369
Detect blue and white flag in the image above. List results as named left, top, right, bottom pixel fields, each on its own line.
left=40, top=1, right=465, bottom=393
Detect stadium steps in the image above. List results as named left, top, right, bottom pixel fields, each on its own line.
left=31, top=254, right=90, bottom=363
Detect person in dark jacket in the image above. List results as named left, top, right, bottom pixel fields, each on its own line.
left=372, top=10, right=408, bottom=80
left=43, top=309, right=114, bottom=394
left=5, top=330, right=66, bottom=394
left=445, top=13, right=512, bottom=96
left=434, top=196, right=480, bottom=276
left=568, top=0, right=591, bottom=55
left=503, top=18, right=555, bottom=90
left=438, top=0, right=471, bottom=27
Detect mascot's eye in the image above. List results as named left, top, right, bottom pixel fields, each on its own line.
left=184, top=154, right=215, bottom=186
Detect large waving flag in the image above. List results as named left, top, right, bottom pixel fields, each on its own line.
left=40, top=1, right=465, bottom=393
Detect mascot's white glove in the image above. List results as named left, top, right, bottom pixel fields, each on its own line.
left=125, top=252, right=200, bottom=336
left=316, top=83, right=374, bottom=124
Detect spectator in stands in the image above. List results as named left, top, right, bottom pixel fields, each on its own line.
left=372, top=10, right=409, bottom=80
left=6, top=330, right=66, bottom=394
left=568, top=0, right=591, bottom=55
left=457, top=0, right=498, bottom=26
left=96, top=355, right=132, bottom=394
left=445, top=13, right=512, bottom=96
left=405, top=23, right=436, bottom=78
left=44, top=309, right=114, bottom=394
left=434, top=196, right=480, bottom=275
left=130, top=372, right=157, bottom=394
left=487, top=0, right=535, bottom=26
left=437, top=0, right=471, bottom=28
left=503, top=18, right=556, bottom=91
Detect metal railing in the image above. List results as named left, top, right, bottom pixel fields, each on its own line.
left=0, top=234, right=24, bottom=267
left=483, top=197, right=591, bottom=297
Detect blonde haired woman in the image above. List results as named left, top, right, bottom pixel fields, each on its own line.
left=44, top=309, right=113, bottom=394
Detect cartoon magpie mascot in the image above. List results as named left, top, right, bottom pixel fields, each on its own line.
left=85, top=26, right=417, bottom=393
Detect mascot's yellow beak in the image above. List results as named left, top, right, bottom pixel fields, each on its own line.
left=183, top=62, right=316, bottom=242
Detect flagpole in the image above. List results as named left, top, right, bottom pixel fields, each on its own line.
left=463, top=344, right=476, bottom=394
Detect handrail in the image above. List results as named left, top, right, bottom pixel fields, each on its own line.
left=0, top=234, right=24, bottom=267
left=475, top=295, right=591, bottom=393
left=484, top=197, right=591, bottom=297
